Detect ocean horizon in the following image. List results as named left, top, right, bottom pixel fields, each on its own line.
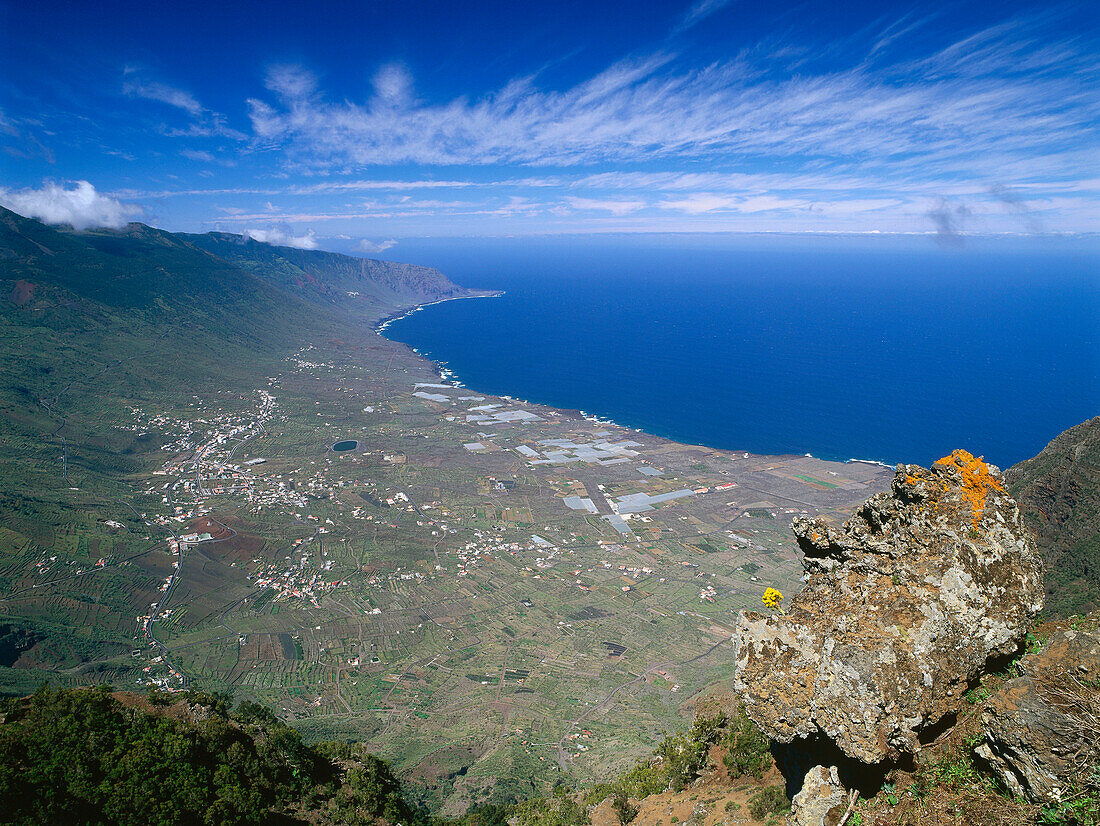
left=381, top=234, right=1099, bottom=469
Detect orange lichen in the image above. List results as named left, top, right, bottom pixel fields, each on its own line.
left=934, top=449, right=1004, bottom=526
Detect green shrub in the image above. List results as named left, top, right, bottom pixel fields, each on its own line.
left=457, top=802, right=512, bottom=826
left=611, top=792, right=638, bottom=824
left=748, top=785, right=789, bottom=820
left=512, top=788, right=589, bottom=826
left=721, top=704, right=772, bottom=779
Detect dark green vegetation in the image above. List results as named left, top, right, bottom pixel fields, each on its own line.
left=0, top=687, right=783, bottom=826
left=1007, top=417, right=1100, bottom=617
left=746, top=786, right=787, bottom=820
left=719, top=703, right=772, bottom=780
left=513, top=791, right=591, bottom=826
left=0, top=686, right=418, bottom=826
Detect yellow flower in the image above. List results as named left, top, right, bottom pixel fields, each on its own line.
left=762, top=588, right=784, bottom=611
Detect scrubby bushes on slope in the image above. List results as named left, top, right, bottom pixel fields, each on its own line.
left=513, top=706, right=782, bottom=826
left=0, top=686, right=419, bottom=826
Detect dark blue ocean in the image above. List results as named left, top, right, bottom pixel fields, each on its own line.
left=381, top=235, right=1099, bottom=468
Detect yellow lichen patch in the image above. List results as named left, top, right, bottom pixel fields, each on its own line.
left=934, top=449, right=1004, bottom=525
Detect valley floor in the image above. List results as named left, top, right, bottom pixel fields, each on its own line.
left=0, top=294, right=891, bottom=812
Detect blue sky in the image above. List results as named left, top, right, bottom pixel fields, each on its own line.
left=0, top=0, right=1097, bottom=252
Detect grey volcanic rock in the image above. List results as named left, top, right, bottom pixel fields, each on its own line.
left=787, top=765, right=849, bottom=826
left=734, top=451, right=1044, bottom=765
left=975, top=622, right=1100, bottom=804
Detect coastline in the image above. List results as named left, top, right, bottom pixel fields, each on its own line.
left=377, top=292, right=898, bottom=467
left=374, top=290, right=503, bottom=334
left=341, top=282, right=901, bottom=808
left=379, top=293, right=641, bottom=434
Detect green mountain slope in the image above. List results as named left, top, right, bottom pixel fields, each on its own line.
left=0, top=208, right=477, bottom=685
left=1006, top=416, right=1100, bottom=617
left=185, top=232, right=492, bottom=324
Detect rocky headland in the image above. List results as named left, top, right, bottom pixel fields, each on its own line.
left=729, top=450, right=1097, bottom=825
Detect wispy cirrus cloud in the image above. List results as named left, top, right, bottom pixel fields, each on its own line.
left=289, top=177, right=562, bottom=194
left=123, top=80, right=203, bottom=115
left=180, top=148, right=237, bottom=166
left=124, top=71, right=247, bottom=141
left=0, top=108, right=18, bottom=136
left=671, top=0, right=737, bottom=36
left=86, top=15, right=1098, bottom=238
left=180, top=149, right=216, bottom=162
left=564, top=196, right=647, bottom=215
left=246, top=18, right=1098, bottom=184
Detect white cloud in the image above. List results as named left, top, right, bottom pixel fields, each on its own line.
left=672, top=0, right=736, bottom=35
left=565, top=196, right=647, bottom=215
left=0, top=108, right=17, bottom=136
left=656, top=193, right=814, bottom=214
left=180, top=149, right=216, bottom=162
left=164, top=119, right=248, bottom=141
left=0, top=180, right=135, bottom=229
left=373, top=64, right=414, bottom=105
left=288, top=178, right=563, bottom=194
left=245, top=21, right=1098, bottom=191
left=244, top=227, right=318, bottom=249
left=357, top=238, right=398, bottom=253
left=124, top=73, right=246, bottom=141
left=124, top=80, right=203, bottom=115
left=660, top=193, right=740, bottom=214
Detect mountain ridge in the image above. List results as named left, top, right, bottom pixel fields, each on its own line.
left=184, top=230, right=496, bottom=324
left=1006, top=416, right=1100, bottom=617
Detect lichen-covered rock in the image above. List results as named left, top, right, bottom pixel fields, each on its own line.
left=735, top=451, right=1044, bottom=764
left=975, top=622, right=1100, bottom=804
left=787, top=765, right=849, bottom=826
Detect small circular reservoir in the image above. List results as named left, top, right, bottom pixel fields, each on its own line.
left=331, top=440, right=359, bottom=452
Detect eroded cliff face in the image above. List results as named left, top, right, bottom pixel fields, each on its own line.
left=734, top=451, right=1044, bottom=766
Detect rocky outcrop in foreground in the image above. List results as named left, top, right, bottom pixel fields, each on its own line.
left=735, top=451, right=1044, bottom=783
left=787, top=765, right=851, bottom=826
left=976, top=621, right=1100, bottom=805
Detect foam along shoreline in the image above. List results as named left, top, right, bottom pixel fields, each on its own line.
left=374, top=290, right=503, bottom=334
left=378, top=289, right=896, bottom=468
left=845, top=458, right=895, bottom=468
